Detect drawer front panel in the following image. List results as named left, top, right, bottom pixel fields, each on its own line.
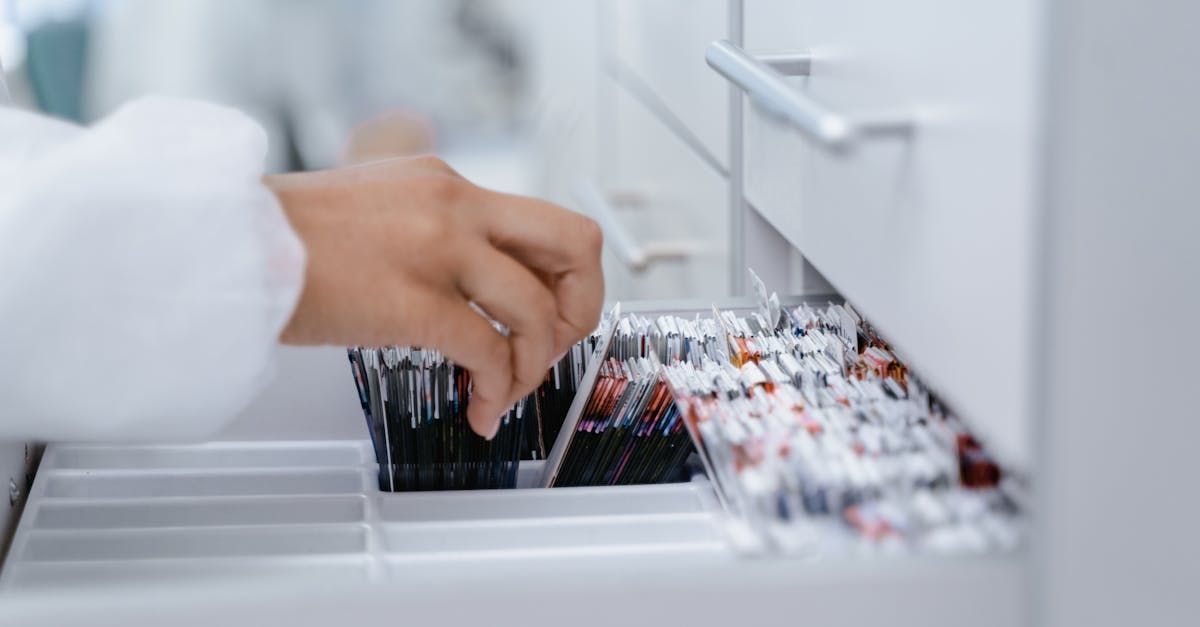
left=611, top=0, right=731, bottom=169
left=742, top=0, right=1041, bottom=467
left=595, top=75, right=731, bottom=302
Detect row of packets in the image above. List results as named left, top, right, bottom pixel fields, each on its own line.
left=347, top=297, right=1019, bottom=555
left=348, top=340, right=592, bottom=491
left=663, top=301, right=1018, bottom=554
left=545, top=312, right=722, bottom=487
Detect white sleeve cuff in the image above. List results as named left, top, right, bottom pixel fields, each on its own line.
left=0, top=97, right=306, bottom=441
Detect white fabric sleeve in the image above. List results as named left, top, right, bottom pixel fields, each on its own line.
left=0, top=97, right=306, bottom=441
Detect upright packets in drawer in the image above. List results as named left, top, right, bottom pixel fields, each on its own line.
left=663, top=302, right=1020, bottom=555
left=542, top=313, right=724, bottom=488
left=347, top=341, right=593, bottom=492
left=349, top=305, right=717, bottom=493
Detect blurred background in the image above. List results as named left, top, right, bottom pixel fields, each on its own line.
left=0, top=0, right=596, bottom=194
left=0, top=0, right=750, bottom=307
left=0, top=0, right=744, bottom=439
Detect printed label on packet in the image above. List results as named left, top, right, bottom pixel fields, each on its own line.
left=834, top=304, right=859, bottom=353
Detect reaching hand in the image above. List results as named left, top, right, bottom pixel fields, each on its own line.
left=268, top=156, right=604, bottom=439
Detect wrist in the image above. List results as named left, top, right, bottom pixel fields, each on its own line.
left=265, top=174, right=318, bottom=345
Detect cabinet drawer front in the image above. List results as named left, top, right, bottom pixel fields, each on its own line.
left=742, top=0, right=1041, bottom=468
left=611, top=0, right=731, bottom=169
left=595, top=76, right=730, bottom=302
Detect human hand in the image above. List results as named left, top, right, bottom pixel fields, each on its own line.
left=267, top=156, right=604, bottom=438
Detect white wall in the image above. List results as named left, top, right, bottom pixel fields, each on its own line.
left=1036, top=1, right=1200, bottom=624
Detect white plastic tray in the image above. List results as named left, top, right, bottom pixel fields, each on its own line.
left=0, top=441, right=1025, bottom=627
left=0, top=440, right=727, bottom=591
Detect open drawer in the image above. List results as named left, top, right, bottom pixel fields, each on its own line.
left=0, top=297, right=1028, bottom=627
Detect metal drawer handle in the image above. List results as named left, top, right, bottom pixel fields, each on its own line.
left=706, top=39, right=911, bottom=152
left=572, top=181, right=704, bottom=272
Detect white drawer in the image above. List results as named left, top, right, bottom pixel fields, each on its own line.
left=737, top=0, right=1041, bottom=468
left=611, top=0, right=731, bottom=169
left=585, top=75, right=730, bottom=302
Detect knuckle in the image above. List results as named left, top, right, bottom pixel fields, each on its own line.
left=408, top=207, right=456, bottom=244
left=423, top=174, right=467, bottom=204
left=575, top=216, right=604, bottom=258
left=412, top=154, right=453, bottom=173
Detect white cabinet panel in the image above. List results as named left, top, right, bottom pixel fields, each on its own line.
left=743, top=0, right=804, bottom=51
left=591, top=76, right=730, bottom=302
left=741, top=0, right=1041, bottom=468
left=611, top=0, right=730, bottom=169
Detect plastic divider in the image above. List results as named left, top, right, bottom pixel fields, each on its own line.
left=4, top=439, right=726, bottom=590
left=21, top=524, right=369, bottom=562
left=33, top=495, right=367, bottom=530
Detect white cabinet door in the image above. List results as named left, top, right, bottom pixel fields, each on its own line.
left=741, top=0, right=1042, bottom=468
left=611, top=0, right=731, bottom=170
left=589, top=75, right=730, bottom=302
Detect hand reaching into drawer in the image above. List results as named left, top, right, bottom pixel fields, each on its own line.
left=269, top=156, right=605, bottom=438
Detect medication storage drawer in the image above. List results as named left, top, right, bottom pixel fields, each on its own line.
left=733, top=0, right=1041, bottom=468
left=1, top=297, right=1026, bottom=627
left=0, top=2, right=1194, bottom=625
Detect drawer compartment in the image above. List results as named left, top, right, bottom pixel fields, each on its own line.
left=738, top=0, right=1040, bottom=466
left=33, top=495, right=367, bottom=530
left=20, top=525, right=368, bottom=562
left=4, top=557, right=370, bottom=591
left=43, top=468, right=366, bottom=498
left=378, top=482, right=709, bottom=523
left=48, top=441, right=366, bottom=470
left=380, top=513, right=721, bottom=555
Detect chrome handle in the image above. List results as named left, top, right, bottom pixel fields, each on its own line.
left=572, top=181, right=703, bottom=272
left=705, top=39, right=911, bottom=152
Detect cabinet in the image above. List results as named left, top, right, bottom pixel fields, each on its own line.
left=592, top=74, right=730, bottom=300
left=739, top=0, right=1041, bottom=468
left=2, top=2, right=1197, bottom=626
left=611, top=0, right=731, bottom=170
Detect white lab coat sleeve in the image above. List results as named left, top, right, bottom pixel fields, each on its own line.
left=0, top=97, right=306, bottom=441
